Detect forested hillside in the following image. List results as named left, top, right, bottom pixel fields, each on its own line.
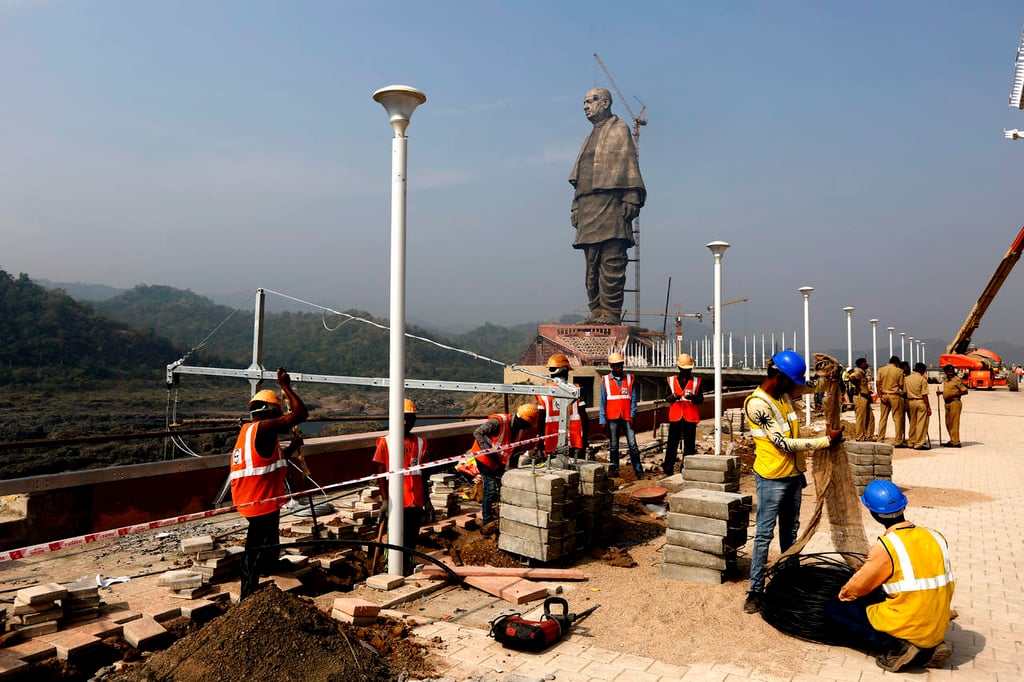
left=0, top=270, right=179, bottom=384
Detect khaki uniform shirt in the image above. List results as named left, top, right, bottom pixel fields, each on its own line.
left=905, top=373, right=929, bottom=400
left=876, top=364, right=905, bottom=396
left=942, top=375, right=966, bottom=403
left=848, top=367, right=871, bottom=395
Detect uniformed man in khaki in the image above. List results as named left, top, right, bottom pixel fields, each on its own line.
left=875, top=356, right=906, bottom=447
left=847, top=358, right=874, bottom=441
left=904, top=362, right=932, bottom=450
left=941, top=364, right=967, bottom=447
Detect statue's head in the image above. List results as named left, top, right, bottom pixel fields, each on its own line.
left=583, top=88, right=612, bottom=123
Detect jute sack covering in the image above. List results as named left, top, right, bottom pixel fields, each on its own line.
left=776, top=353, right=868, bottom=568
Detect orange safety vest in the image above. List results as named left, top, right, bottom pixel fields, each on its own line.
left=229, top=422, right=287, bottom=518
left=667, top=375, right=701, bottom=423
left=603, top=373, right=635, bottom=422
left=470, top=413, right=513, bottom=471
left=374, top=435, right=427, bottom=508
left=536, top=385, right=583, bottom=452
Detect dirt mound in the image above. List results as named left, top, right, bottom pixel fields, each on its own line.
left=113, top=587, right=434, bottom=682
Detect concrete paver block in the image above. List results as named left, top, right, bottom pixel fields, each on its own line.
left=51, top=631, right=102, bottom=662
left=180, top=535, right=215, bottom=553
left=122, top=616, right=168, bottom=649
left=0, top=653, right=28, bottom=680
left=366, top=573, right=405, bottom=590
left=332, top=597, right=380, bottom=617
left=3, top=638, right=55, bottom=663
left=15, top=583, right=66, bottom=605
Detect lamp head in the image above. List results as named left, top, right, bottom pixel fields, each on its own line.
left=373, top=85, right=426, bottom=134
left=869, top=318, right=879, bottom=325
left=798, top=286, right=814, bottom=296
left=887, top=326, right=895, bottom=332
left=706, top=240, right=730, bottom=258
left=843, top=306, right=855, bottom=314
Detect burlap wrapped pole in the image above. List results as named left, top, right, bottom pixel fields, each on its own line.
left=776, top=354, right=868, bottom=568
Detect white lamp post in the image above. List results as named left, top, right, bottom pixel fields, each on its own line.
left=799, top=286, right=814, bottom=426
left=843, top=307, right=855, bottom=368
left=921, top=342, right=927, bottom=368
left=870, top=319, right=879, bottom=394
left=887, top=327, right=895, bottom=361
left=900, top=332, right=906, bottom=363
left=908, top=337, right=915, bottom=367
left=374, top=84, right=426, bottom=578
left=707, top=241, right=730, bottom=456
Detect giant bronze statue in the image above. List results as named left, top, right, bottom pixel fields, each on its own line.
left=569, top=87, right=646, bottom=325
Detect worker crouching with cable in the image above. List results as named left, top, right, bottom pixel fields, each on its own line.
left=829, top=480, right=954, bottom=672
left=230, top=368, right=308, bottom=600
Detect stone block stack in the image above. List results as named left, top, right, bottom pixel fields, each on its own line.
left=61, top=577, right=101, bottom=621
left=681, top=455, right=741, bottom=493
left=570, top=462, right=613, bottom=547
left=158, top=569, right=212, bottom=599
left=497, top=469, right=577, bottom=562
left=661, top=489, right=751, bottom=584
left=846, top=441, right=893, bottom=496
left=9, top=583, right=66, bottom=637
left=182, top=536, right=244, bottom=583
left=428, top=472, right=461, bottom=519
left=332, top=488, right=384, bottom=540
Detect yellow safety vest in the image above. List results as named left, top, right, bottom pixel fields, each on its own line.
left=744, top=388, right=804, bottom=479
left=867, top=526, right=955, bottom=648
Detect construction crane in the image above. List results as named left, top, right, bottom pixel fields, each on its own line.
left=593, top=52, right=648, bottom=327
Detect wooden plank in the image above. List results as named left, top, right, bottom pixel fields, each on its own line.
left=463, top=576, right=549, bottom=604
left=419, top=566, right=587, bottom=580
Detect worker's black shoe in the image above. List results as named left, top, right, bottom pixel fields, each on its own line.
left=913, top=445, right=930, bottom=450
left=876, top=639, right=921, bottom=672
left=942, top=442, right=961, bottom=448
left=743, top=591, right=763, bottom=614
left=894, top=442, right=909, bottom=448
left=924, top=642, right=952, bottom=668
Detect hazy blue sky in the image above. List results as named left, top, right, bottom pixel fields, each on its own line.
left=4, top=1, right=1024, bottom=353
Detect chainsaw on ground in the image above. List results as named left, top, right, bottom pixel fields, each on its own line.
left=488, top=597, right=600, bottom=652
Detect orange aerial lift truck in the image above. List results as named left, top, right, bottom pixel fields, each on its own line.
left=940, top=225, right=1024, bottom=391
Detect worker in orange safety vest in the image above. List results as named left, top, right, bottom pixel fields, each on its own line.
left=662, top=353, right=704, bottom=476
left=535, top=353, right=589, bottom=459
left=471, top=404, right=539, bottom=524
left=600, top=352, right=641, bottom=479
left=230, top=367, right=308, bottom=599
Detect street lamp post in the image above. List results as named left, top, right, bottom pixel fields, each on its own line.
left=900, top=332, right=906, bottom=362
left=908, top=337, right=915, bottom=367
left=843, top=307, right=855, bottom=368
left=887, top=327, right=895, bottom=360
left=870, top=319, right=879, bottom=394
left=921, top=342, right=927, bottom=368
left=799, top=286, right=814, bottom=426
left=707, top=241, right=730, bottom=456
left=374, top=84, right=426, bottom=578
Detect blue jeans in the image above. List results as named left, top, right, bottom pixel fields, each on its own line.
left=749, top=472, right=804, bottom=593
left=478, top=461, right=503, bottom=525
left=607, top=419, right=641, bottom=476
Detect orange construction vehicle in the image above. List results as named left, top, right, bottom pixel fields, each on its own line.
left=941, top=225, right=1024, bottom=391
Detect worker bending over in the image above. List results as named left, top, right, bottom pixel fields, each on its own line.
left=831, top=479, right=954, bottom=672
left=471, top=404, right=539, bottom=525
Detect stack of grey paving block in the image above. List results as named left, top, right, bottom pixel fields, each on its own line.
left=428, top=473, right=461, bottom=519
left=498, top=469, right=577, bottom=562
left=568, top=462, right=613, bottom=547
left=681, top=455, right=741, bottom=493
left=9, top=583, right=65, bottom=637
left=722, top=408, right=748, bottom=435
left=846, top=441, right=893, bottom=496
left=662, top=489, right=751, bottom=584
left=61, top=576, right=101, bottom=621
left=331, top=488, right=383, bottom=540
left=158, top=568, right=212, bottom=599
left=182, top=535, right=244, bottom=583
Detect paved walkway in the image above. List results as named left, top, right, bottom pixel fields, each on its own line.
left=411, top=389, right=1024, bottom=681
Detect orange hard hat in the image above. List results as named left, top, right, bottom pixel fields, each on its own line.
left=249, top=389, right=283, bottom=411
left=608, top=352, right=625, bottom=365
left=404, top=399, right=417, bottom=414
left=516, top=403, right=540, bottom=426
left=547, top=353, right=573, bottom=370
left=676, top=353, right=695, bottom=369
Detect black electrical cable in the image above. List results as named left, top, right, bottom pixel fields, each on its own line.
left=761, top=552, right=875, bottom=646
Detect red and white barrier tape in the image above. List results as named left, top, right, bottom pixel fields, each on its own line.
left=0, top=431, right=560, bottom=563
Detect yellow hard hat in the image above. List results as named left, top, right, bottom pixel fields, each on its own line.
left=249, top=389, right=283, bottom=411
left=608, top=352, right=625, bottom=365
left=676, top=353, right=695, bottom=369
left=547, top=353, right=572, bottom=370
left=404, top=399, right=417, bottom=414
left=516, top=403, right=540, bottom=426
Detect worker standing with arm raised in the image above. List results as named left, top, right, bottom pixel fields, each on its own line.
left=941, top=364, right=967, bottom=447
left=662, top=353, right=703, bottom=477
left=230, top=367, right=308, bottom=600
left=743, top=350, right=842, bottom=614
left=599, top=352, right=641, bottom=480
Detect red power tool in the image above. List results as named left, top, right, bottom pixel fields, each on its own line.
left=489, top=597, right=600, bottom=652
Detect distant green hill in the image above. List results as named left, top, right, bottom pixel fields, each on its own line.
left=0, top=270, right=180, bottom=384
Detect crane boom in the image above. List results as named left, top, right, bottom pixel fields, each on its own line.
left=947, top=225, right=1024, bottom=354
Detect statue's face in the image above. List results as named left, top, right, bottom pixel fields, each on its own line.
left=583, top=89, right=610, bottom=123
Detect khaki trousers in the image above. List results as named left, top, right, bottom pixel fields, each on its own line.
left=853, top=395, right=873, bottom=441
left=906, top=399, right=929, bottom=448
left=876, top=394, right=905, bottom=444
left=945, top=399, right=962, bottom=445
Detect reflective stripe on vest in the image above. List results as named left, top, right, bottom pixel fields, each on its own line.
left=229, top=422, right=287, bottom=517
left=377, top=435, right=427, bottom=508
left=471, top=413, right=512, bottom=469
left=537, top=390, right=583, bottom=451
left=604, top=374, right=634, bottom=421
left=667, top=375, right=701, bottom=422
left=744, top=388, right=805, bottom=478
left=747, top=388, right=798, bottom=439
left=882, top=529, right=954, bottom=595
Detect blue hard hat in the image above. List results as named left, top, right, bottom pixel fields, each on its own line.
left=770, top=350, right=807, bottom=385
left=861, top=479, right=908, bottom=515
